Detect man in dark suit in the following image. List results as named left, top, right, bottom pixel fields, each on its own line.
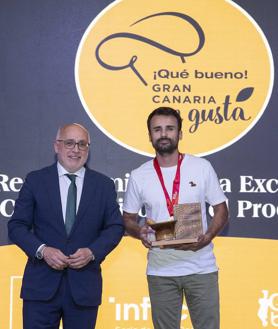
left=8, top=123, right=124, bottom=329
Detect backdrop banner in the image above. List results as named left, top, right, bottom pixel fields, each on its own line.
left=1, top=1, right=277, bottom=328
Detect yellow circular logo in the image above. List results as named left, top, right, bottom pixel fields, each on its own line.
left=75, top=0, right=273, bottom=156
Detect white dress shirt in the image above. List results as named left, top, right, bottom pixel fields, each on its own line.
left=57, top=162, right=85, bottom=222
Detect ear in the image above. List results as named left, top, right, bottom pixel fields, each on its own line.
left=179, top=130, right=183, bottom=140
left=54, top=141, right=59, bottom=154
left=148, top=132, right=152, bottom=142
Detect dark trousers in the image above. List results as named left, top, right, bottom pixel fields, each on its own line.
left=23, top=272, right=98, bottom=329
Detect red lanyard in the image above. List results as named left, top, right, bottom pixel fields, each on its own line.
left=153, top=153, right=184, bottom=217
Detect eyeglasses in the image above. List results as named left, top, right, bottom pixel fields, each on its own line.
left=56, top=139, right=90, bottom=151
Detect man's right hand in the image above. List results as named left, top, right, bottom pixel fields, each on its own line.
left=43, top=247, right=69, bottom=270
left=139, top=225, right=154, bottom=249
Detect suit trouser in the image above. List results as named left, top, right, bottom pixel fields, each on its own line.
left=23, top=271, right=98, bottom=329
left=147, top=272, right=219, bottom=329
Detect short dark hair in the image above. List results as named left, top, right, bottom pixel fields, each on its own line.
left=147, top=107, right=182, bottom=132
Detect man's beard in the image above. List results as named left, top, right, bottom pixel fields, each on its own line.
left=153, top=137, right=179, bottom=155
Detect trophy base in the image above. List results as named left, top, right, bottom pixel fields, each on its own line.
left=151, top=237, right=198, bottom=247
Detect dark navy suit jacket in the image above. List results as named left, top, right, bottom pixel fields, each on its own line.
left=8, top=163, right=124, bottom=306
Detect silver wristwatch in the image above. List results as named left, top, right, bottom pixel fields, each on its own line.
left=36, top=244, right=46, bottom=260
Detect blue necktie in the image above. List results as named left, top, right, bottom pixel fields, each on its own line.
left=65, top=174, right=77, bottom=235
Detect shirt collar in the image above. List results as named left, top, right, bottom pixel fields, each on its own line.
left=57, top=162, right=86, bottom=179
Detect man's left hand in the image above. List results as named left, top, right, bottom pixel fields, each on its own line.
left=174, top=233, right=213, bottom=252
left=68, top=248, right=94, bottom=269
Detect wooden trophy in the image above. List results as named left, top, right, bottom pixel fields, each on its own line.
left=148, top=203, right=203, bottom=247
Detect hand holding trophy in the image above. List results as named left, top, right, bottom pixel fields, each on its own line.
left=146, top=203, right=203, bottom=247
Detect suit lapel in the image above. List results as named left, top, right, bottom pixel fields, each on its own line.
left=70, top=169, right=98, bottom=235
left=44, top=164, right=67, bottom=237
